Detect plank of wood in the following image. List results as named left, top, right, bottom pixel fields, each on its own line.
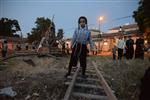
left=67, top=76, right=100, bottom=82
left=65, top=82, right=103, bottom=89
left=75, top=83, right=103, bottom=89
left=70, top=72, right=97, bottom=76
left=86, top=70, right=96, bottom=73
left=72, top=92, right=108, bottom=100
left=77, top=77, right=100, bottom=82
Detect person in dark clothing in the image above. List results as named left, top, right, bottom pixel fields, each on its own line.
left=66, top=43, right=70, bottom=55
left=135, top=35, right=144, bottom=59
left=65, top=16, right=94, bottom=77
left=62, top=42, right=66, bottom=54
left=1, top=40, right=8, bottom=58
left=25, top=43, right=29, bottom=50
left=139, top=42, right=150, bottom=100
left=126, top=36, right=134, bottom=59
left=140, top=67, right=150, bottom=99
left=139, top=67, right=150, bottom=100
left=112, top=45, right=117, bottom=64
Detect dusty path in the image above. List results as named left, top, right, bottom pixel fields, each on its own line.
left=0, top=55, right=69, bottom=100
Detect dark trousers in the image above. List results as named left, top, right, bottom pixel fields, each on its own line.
left=118, top=48, right=123, bottom=60
left=113, top=53, right=116, bottom=61
left=139, top=67, right=150, bottom=100
left=135, top=52, right=144, bottom=60
left=126, top=48, right=134, bottom=59
left=2, top=50, right=7, bottom=58
left=67, top=43, right=87, bottom=75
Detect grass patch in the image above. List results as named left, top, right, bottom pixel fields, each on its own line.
left=94, top=57, right=149, bottom=100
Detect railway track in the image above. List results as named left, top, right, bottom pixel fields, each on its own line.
left=63, top=60, right=118, bottom=100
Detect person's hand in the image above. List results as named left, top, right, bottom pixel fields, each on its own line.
left=90, top=49, right=95, bottom=53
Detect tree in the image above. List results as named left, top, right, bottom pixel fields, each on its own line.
left=0, top=18, right=21, bottom=37
left=57, top=29, right=64, bottom=40
left=133, top=0, right=150, bottom=33
left=26, top=33, right=33, bottom=43
left=28, top=17, right=55, bottom=42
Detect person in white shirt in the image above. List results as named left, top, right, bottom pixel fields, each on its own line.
left=116, top=35, right=125, bottom=63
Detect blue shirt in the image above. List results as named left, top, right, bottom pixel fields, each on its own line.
left=71, top=27, right=94, bottom=49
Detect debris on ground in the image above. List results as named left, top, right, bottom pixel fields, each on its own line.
left=0, top=87, right=17, bottom=97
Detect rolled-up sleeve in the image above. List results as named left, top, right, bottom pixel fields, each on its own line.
left=87, top=31, right=94, bottom=50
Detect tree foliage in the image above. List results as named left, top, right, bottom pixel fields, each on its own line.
left=57, top=29, right=64, bottom=40
left=0, top=18, right=21, bottom=37
left=133, top=0, right=150, bottom=32
left=27, top=17, right=55, bottom=43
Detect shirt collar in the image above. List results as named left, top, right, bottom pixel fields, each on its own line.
left=79, top=26, right=87, bottom=30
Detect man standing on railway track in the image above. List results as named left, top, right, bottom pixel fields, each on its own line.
left=65, top=16, right=94, bottom=78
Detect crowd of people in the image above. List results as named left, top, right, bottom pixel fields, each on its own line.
left=0, top=40, right=39, bottom=59
left=112, top=34, right=148, bottom=65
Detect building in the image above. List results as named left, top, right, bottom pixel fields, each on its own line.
left=100, top=23, right=141, bottom=52
left=0, top=36, right=27, bottom=56
left=64, top=23, right=141, bottom=54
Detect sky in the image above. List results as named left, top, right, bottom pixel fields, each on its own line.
left=0, top=0, right=140, bottom=38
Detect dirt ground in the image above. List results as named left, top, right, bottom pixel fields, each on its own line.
left=0, top=54, right=150, bottom=100
left=0, top=55, right=70, bottom=100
